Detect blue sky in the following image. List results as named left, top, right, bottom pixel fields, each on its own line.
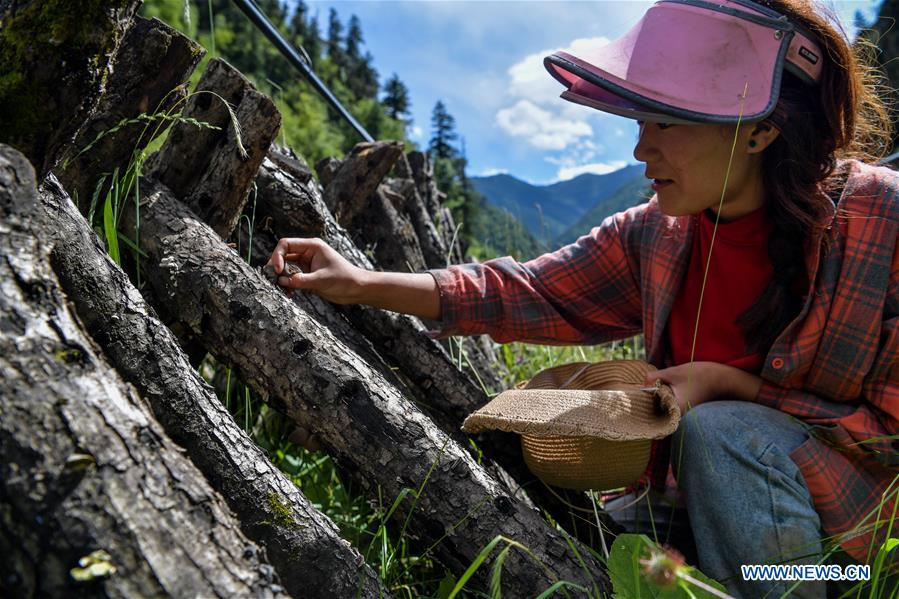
left=304, top=1, right=882, bottom=184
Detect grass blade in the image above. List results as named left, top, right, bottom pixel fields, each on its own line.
left=103, top=175, right=120, bottom=264
left=489, top=545, right=511, bottom=599
left=447, top=535, right=507, bottom=598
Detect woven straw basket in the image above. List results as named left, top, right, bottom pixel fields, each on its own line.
left=462, top=360, right=680, bottom=491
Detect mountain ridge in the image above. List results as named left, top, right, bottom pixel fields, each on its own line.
left=471, top=164, right=648, bottom=247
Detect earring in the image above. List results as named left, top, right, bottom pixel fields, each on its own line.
left=748, top=139, right=758, bottom=148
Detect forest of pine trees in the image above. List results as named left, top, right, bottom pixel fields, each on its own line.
left=140, top=0, right=542, bottom=259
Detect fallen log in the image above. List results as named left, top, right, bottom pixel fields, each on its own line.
left=124, top=178, right=611, bottom=596
left=407, top=150, right=467, bottom=264
left=248, top=220, right=530, bottom=495
left=0, top=0, right=141, bottom=176
left=41, top=174, right=389, bottom=599
left=318, top=143, right=510, bottom=394
left=0, top=145, right=283, bottom=598
left=361, top=185, right=429, bottom=272
left=319, top=140, right=403, bottom=223
left=407, top=151, right=443, bottom=221
left=384, top=152, right=450, bottom=270
left=147, top=58, right=281, bottom=239
left=383, top=174, right=449, bottom=270
left=139, top=58, right=281, bottom=364
left=57, top=16, right=204, bottom=213
left=317, top=141, right=429, bottom=272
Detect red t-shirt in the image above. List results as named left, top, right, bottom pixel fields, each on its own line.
left=666, top=206, right=775, bottom=373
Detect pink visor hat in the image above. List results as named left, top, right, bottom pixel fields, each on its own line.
left=544, top=0, right=823, bottom=124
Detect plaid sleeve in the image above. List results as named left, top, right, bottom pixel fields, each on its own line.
left=427, top=208, right=645, bottom=345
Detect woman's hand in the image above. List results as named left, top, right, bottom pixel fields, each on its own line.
left=266, top=237, right=367, bottom=304
left=644, top=361, right=763, bottom=414
left=265, top=237, right=442, bottom=320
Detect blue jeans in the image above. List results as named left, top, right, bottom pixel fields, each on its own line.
left=607, top=400, right=828, bottom=598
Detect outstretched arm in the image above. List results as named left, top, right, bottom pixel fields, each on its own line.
left=266, top=237, right=441, bottom=320
left=267, top=204, right=647, bottom=346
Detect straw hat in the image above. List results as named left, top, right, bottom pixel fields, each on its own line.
left=462, top=360, right=680, bottom=491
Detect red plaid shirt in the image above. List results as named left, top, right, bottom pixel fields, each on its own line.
left=429, top=159, right=899, bottom=563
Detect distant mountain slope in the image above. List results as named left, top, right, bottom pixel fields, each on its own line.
left=470, top=164, right=645, bottom=244
left=554, top=177, right=652, bottom=246
left=470, top=202, right=547, bottom=262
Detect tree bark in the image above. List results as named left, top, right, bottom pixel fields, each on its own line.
left=407, top=152, right=442, bottom=220
left=355, top=186, right=429, bottom=272
left=56, top=16, right=205, bottom=212
left=383, top=174, right=450, bottom=270
left=0, top=0, right=141, bottom=176
left=125, top=178, right=610, bottom=597
left=147, top=58, right=281, bottom=239
left=319, top=140, right=403, bottom=223
left=40, top=174, right=389, bottom=599
left=407, top=151, right=467, bottom=264
left=316, top=141, right=429, bottom=272
left=383, top=151, right=452, bottom=270
left=0, top=145, right=283, bottom=598
left=246, top=220, right=535, bottom=511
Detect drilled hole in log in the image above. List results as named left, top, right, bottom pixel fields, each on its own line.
left=292, top=340, right=310, bottom=357
left=493, top=495, right=514, bottom=516
left=229, top=300, right=251, bottom=321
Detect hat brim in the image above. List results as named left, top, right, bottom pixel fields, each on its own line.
left=544, top=0, right=804, bottom=124
left=462, top=360, right=680, bottom=440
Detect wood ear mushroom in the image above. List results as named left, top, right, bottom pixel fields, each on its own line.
left=262, top=261, right=303, bottom=284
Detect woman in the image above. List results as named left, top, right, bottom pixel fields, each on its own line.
left=268, top=0, right=898, bottom=596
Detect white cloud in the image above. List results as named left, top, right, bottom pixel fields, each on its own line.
left=507, top=36, right=611, bottom=106
left=495, top=99, right=592, bottom=150
left=496, top=36, right=619, bottom=155
left=555, top=160, right=628, bottom=181
left=410, top=125, right=424, bottom=139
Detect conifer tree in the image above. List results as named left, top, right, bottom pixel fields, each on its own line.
left=258, top=0, right=291, bottom=85
left=346, top=15, right=363, bottom=62
left=327, top=8, right=345, bottom=68
left=428, top=101, right=458, bottom=160
left=352, top=51, right=379, bottom=99
left=342, top=15, right=378, bottom=100
left=382, top=74, right=411, bottom=122
left=258, top=0, right=285, bottom=26
left=289, top=0, right=309, bottom=44
left=287, top=0, right=320, bottom=71
left=306, top=14, right=321, bottom=67
left=428, top=101, right=469, bottom=238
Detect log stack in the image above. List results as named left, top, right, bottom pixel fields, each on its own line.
left=0, top=5, right=616, bottom=597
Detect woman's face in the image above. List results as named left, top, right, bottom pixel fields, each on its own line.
left=633, top=121, right=767, bottom=220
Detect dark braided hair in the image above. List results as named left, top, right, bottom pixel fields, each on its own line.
left=735, top=0, right=893, bottom=355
